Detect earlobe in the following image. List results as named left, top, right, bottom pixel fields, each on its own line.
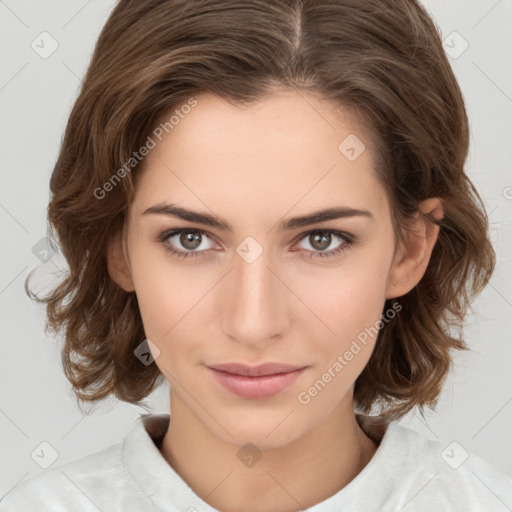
left=106, top=228, right=135, bottom=292
left=385, top=198, right=444, bottom=299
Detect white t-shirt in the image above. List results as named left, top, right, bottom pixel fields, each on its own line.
left=1, top=413, right=511, bottom=511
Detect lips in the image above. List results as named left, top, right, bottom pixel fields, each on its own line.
left=207, top=362, right=306, bottom=377
left=206, top=362, right=308, bottom=400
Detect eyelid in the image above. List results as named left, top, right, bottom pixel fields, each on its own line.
left=292, top=228, right=354, bottom=244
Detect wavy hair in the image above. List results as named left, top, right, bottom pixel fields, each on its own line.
left=25, top=0, right=495, bottom=421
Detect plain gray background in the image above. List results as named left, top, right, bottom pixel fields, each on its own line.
left=1, top=0, right=511, bottom=500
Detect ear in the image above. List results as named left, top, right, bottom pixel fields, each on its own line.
left=106, top=225, right=135, bottom=292
left=386, top=197, right=444, bottom=299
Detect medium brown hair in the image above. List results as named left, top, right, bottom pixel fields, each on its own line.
left=26, top=0, right=495, bottom=421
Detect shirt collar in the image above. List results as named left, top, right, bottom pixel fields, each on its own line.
left=122, top=412, right=401, bottom=511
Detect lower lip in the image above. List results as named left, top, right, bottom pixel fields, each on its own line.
left=208, top=367, right=306, bottom=400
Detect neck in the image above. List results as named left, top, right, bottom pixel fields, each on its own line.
left=158, top=393, right=380, bottom=512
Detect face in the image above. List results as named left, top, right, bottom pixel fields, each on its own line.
left=113, top=89, right=410, bottom=449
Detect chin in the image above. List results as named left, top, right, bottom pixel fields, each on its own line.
left=206, top=404, right=313, bottom=450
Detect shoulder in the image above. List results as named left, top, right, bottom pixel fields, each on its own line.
left=0, top=442, right=142, bottom=511
left=383, top=422, right=512, bottom=511
left=0, top=414, right=169, bottom=512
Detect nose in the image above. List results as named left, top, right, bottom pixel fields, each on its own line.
left=220, top=244, right=290, bottom=348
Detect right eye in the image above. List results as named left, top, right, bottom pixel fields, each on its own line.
left=158, top=228, right=218, bottom=259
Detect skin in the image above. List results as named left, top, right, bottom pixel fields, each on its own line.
left=107, top=88, right=443, bottom=512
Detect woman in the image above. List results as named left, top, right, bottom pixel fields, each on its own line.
left=3, top=0, right=510, bottom=510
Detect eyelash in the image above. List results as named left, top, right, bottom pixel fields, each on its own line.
left=157, top=228, right=355, bottom=260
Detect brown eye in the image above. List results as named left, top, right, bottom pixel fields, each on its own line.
left=158, top=228, right=354, bottom=261
left=309, top=232, right=333, bottom=251
left=295, top=229, right=354, bottom=259
left=179, top=230, right=202, bottom=250
left=159, top=229, right=217, bottom=258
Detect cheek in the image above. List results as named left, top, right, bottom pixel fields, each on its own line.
left=296, top=245, right=393, bottom=361
left=127, top=245, right=222, bottom=369
left=127, top=244, right=191, bottom=340
left=304, top=253, right=391, bottom=324
left=128, top=227, right=394, bottom=361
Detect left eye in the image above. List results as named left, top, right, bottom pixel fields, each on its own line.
left=296, top=230, right=351, bottom=256
left=158, top=228, right=354, bottom=259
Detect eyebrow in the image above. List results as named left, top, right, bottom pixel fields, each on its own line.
left=141, top=202, right=374, bottom=231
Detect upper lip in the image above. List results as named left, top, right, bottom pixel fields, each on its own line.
left=207, top=363, right=306, bottom=377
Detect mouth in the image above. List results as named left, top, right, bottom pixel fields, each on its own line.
left=207, top=362, right=306, bottom=377
left=206, top=363, right=308, bottom=399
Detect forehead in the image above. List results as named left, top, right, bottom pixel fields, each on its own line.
left=131, top=90, right=388, bottom=223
